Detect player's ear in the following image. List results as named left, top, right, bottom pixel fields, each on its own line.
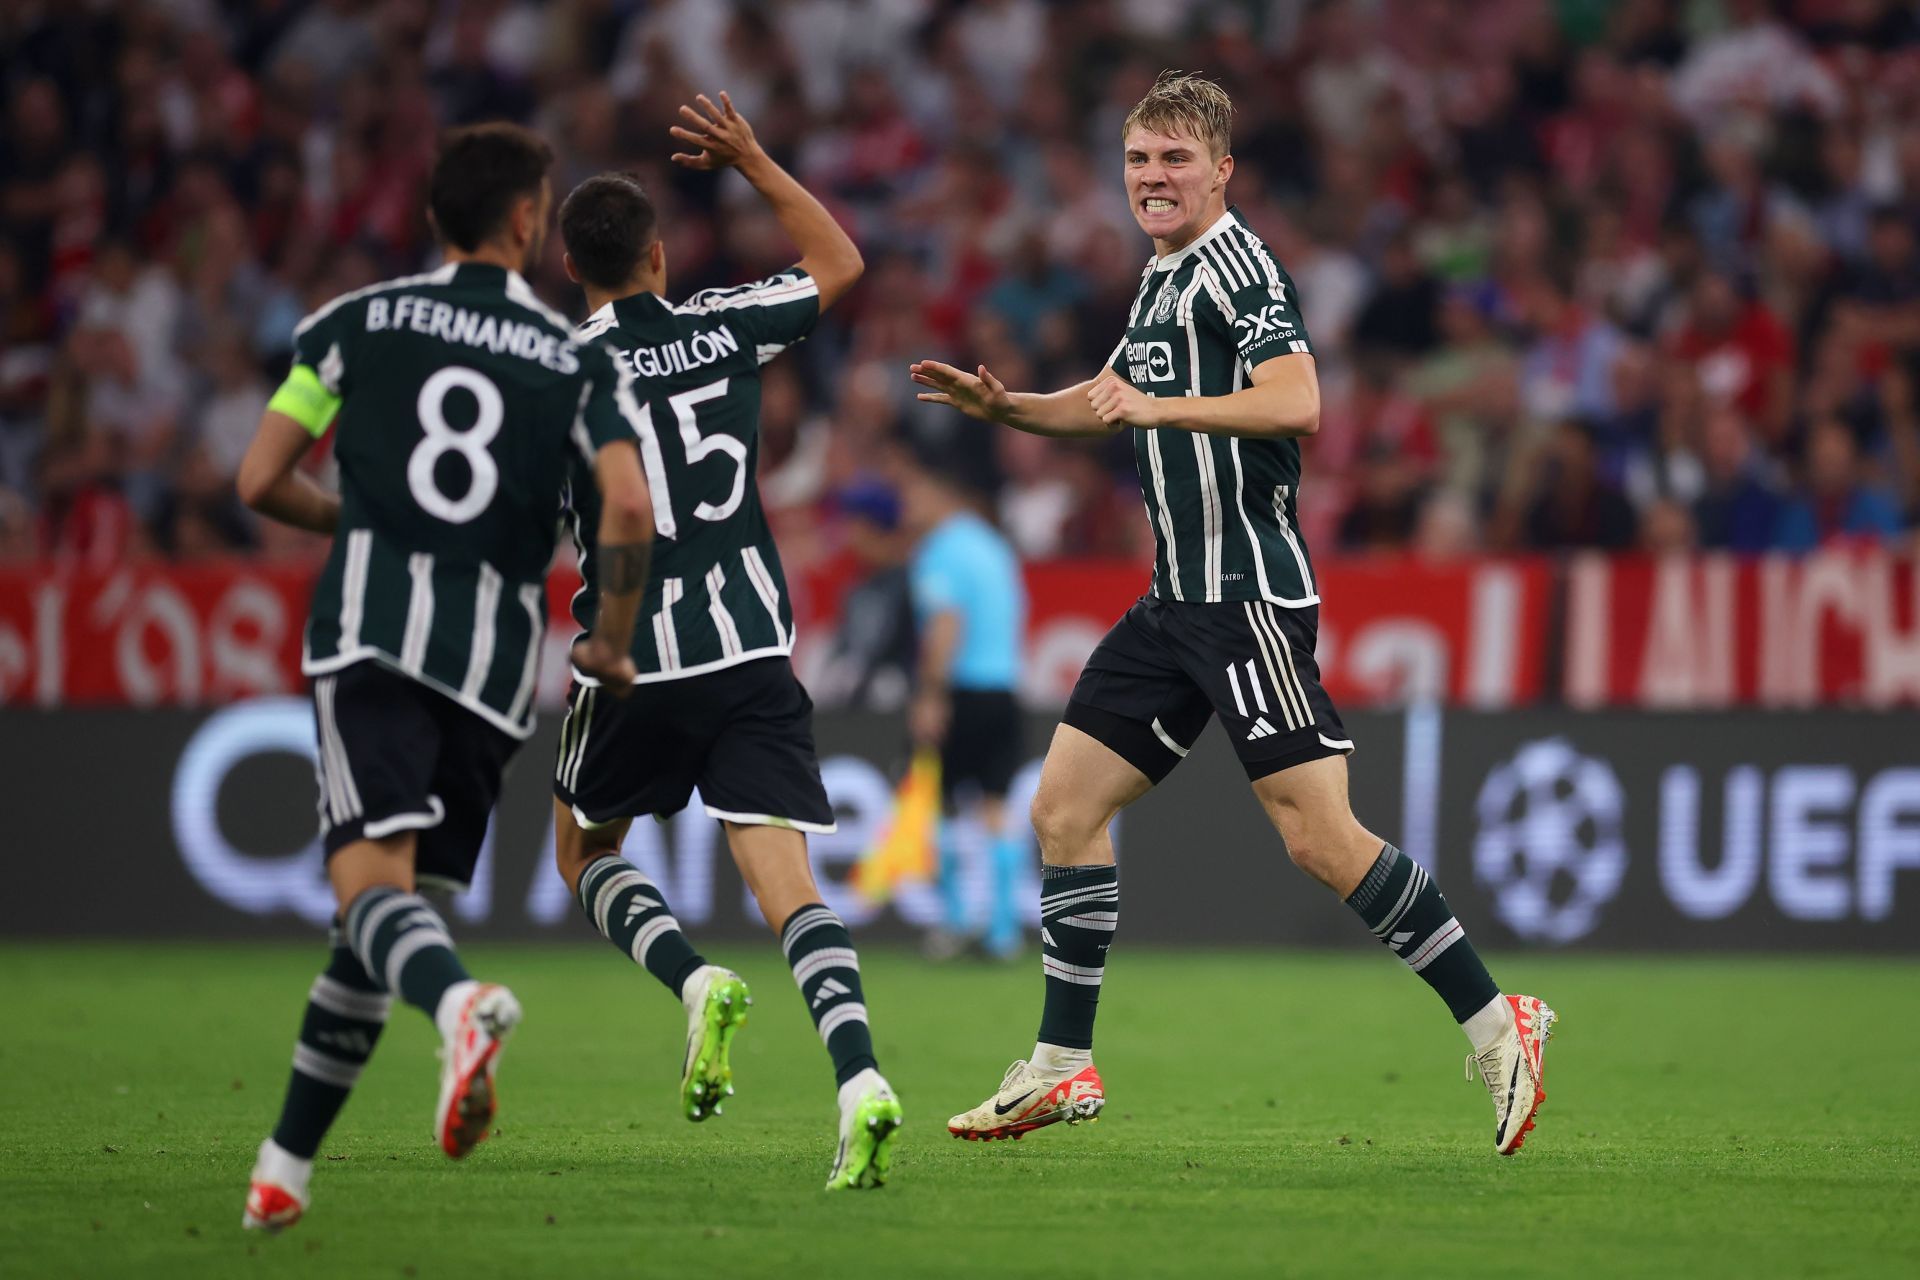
left=513, top=192, right=539, bottom=246
left=562, top=252, right=580, bottom=285
left=1215, top=151, right=1234, bottom=190
left=649, top=240, right=665, bottom=275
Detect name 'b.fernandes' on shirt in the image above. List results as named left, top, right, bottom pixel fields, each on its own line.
left=277, top=262, right=645, bottom=737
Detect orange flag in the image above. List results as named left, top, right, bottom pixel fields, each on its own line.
left=853, top=751, right=942, bottom=904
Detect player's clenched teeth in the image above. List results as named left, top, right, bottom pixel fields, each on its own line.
left=1143, top=198, right=1176, bottom=211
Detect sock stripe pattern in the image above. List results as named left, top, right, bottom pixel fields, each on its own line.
left=576, top=856, right=705, bottom=999
left=344, top=887, right=471, bottom=1018
left=1345, top=843, right=1500, bottom=1022
left=271, top=942, right=390, bottom=1159
left=780, top=904, right=876, bottom=1086
left=1037, top=864, right=1118, bottom=1051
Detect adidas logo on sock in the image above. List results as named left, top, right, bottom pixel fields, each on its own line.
left=317, top=1028, right=375, bottom=1056
left=811, top=977, right=852, bottom=1009
left=1245, top=717, right=1279, bottom=741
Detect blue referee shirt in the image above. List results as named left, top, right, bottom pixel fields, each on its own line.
left=909, top=512, right=1025, bottom=692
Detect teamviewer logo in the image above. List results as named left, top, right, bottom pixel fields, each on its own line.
left=1143, top=341, right=1173, bottom=382
left=1126, top=340, right=1176, bottom=385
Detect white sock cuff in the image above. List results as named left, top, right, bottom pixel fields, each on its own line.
left=1031, top=1041, right=1093, bottom=1075
left=837, top=1066, right=887, bottom=1112
left=434, top=979, right=481, bottom=1042
left=253, top=1138, right=314, bottom=1198
left=680, top=964, right=720, bottom=1012
left=1462, top=994, right=1512, bottom=1055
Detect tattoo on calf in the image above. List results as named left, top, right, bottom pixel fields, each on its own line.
left=600, top=541, right=652, bottom=594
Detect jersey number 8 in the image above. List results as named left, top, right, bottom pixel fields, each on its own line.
left=409, top=365, right=503, bottom=524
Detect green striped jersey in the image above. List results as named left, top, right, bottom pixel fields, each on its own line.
left=565, top=268, right=819, bottom=684
left=1107, top=207, right=1319, bottom=607
left=292, top=262, right=644, bottom=738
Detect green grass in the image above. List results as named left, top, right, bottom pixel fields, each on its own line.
left=2, top=944, right=1916, bottom=1279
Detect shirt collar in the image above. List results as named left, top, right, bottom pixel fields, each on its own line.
left=1151, top=206, right=1241, bottom=272
left=585, top=292, right=667, bottom=326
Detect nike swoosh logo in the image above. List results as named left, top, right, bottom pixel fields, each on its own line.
left=1495, top=1057, right=1521, bottom=1144
left=993, top=1089, right=1036, bottom=1116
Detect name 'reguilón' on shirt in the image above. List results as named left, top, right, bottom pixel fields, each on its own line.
left=565, top=269, right=820, bottom=683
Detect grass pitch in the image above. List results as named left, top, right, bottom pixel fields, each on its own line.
left=2, top=944, right=1916, bottom=1279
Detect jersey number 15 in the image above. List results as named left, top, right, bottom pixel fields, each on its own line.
left=632, top=378, right=744, bottom=539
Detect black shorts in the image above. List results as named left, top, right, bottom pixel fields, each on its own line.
left=1062, top=596, right=1352, bottom=784
left=554, top=657, right=836, bottom=833
left=941, top=688, right=1023, bottom=805
left=312, top=660, right=520, bottom=891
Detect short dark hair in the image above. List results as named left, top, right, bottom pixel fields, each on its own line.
left=428, top=123, right=554, bottom=252
left=559, top=173, right=659, bottom=290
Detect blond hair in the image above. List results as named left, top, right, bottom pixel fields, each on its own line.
left=1122, top=70, right=1233, bottom=159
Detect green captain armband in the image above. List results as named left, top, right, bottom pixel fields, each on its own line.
left=267, top=365, right=343, bottom=438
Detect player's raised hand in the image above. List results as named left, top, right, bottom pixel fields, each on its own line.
left=910, top=360, right=1014, bottom=424
left=1086, top=373, right=1162, bottom=428
left=669, top=92, right=762, bottom=170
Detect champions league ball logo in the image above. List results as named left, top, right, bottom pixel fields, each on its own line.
left=1472, top=738, right=1627, bottom=944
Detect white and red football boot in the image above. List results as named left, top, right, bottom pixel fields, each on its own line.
left=242, top=1182, right=305, bottom=1233
left=947, top=1059, right=1105, bottom=1141
left=241, top=1139, right=309, bottom=1232
left=435, top=983, right=521, bottom=1159
left=1468, top=994, right=1558, bottom=1155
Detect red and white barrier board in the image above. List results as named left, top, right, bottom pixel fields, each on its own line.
left=999, top=559, right=1550, bottom=708
left=0, top=555, right=1553, bottom=709
left=1563, top=552, right=1920, bottom=708
left=21, top=552, right=1919, bottom=709
left=0, top=563, right=314, bottom=706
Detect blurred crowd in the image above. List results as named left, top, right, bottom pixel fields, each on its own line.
left=6, top=0, right=1920, bottom=570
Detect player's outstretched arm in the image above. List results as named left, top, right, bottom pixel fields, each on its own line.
left=670, top=92, right=863, bottom=310
left=909, top=360, right=1120, bottom=439
left=237, top=410, right=339, bottom=535
left=1087, top=353, right=1321, bottom=438
left=571, top=441, right=652, bottom=694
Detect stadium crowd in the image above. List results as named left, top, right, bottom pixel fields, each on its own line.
left=5, top=0, right=1920, bottom=570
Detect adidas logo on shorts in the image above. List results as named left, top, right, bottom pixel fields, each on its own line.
left=1245, top=717, right=1279, bottom=741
